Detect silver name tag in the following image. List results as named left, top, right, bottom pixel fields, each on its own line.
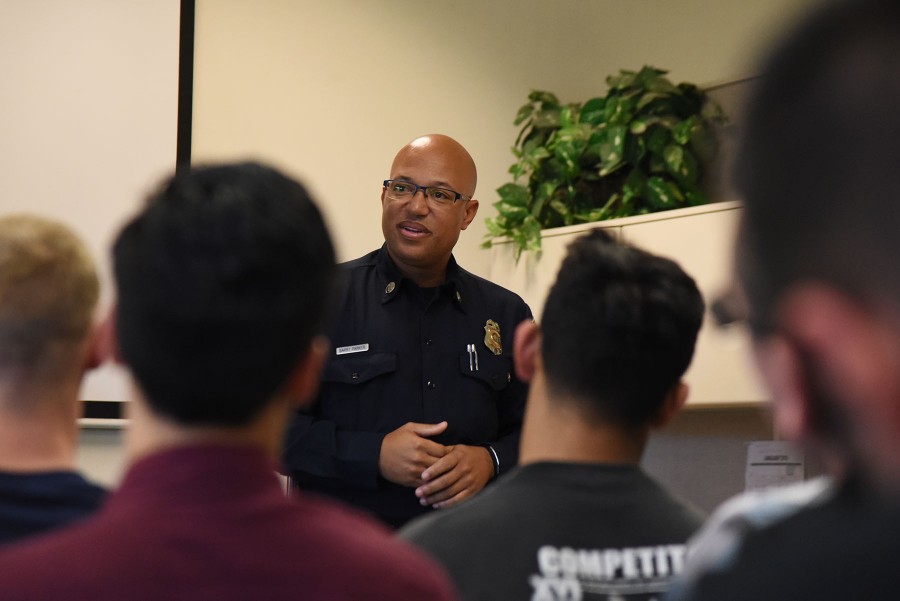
left=336, top=343, right=369, bottom=355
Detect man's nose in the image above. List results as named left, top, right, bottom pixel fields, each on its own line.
left=408, top=187, right=430, bottom=213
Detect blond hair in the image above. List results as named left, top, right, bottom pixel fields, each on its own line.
left=0, top=215, right=99, bottom=379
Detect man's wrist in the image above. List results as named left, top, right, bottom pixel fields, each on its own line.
left=483, top=445, right=500, bottom=477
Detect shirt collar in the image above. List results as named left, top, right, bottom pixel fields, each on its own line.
left=374, top=244, right=467, bottom=312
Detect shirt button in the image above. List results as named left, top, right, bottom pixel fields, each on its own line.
left=427, top=381, right=436, bottom=389
left=385, top=282, right=396, bottom=294
left=425, top=339, right=433, bottom=346
left=351, top=373, right=359, bottom=380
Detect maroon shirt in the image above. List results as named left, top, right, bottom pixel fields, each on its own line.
left=0, top=444, right=458, bottom=600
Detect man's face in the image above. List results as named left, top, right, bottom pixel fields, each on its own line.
left=380, top=137, right=478, bottom=285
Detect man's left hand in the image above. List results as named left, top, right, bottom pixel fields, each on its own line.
left=414, top=445, right=494, bottom=509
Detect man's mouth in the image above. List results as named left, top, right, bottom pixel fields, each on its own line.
left=399, top=222, right=430, bottom=237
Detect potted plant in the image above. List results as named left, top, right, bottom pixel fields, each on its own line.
left=483, top=66, right=727, bottom=260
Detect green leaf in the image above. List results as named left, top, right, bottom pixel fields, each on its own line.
left=646, top=176, right=686, bottom=210
left=496, top=182, right=530, bottom=207
left=645, top=124, right=670, bottom=155
left=689, top=122, right=718, bottom=164
left=532, top=108, right=562, bottom=129
left=579, top=97, right=606, bottom=125
left=483, top=217, right=507, bottom=238
left=624, top=133, right=646, bottom=166
left=606, top=69, right=638, bottom=91
left=549, top=198, right=571, bottom=220
left=528, top=90, right=560, bottom=106
left=513, top=103, right=534, bottom=126
left=636, top=92, right=665, bottom=113
left=532, top=181, right=558, bottom=217
left=603, top=96, right=633, bottom=126
left=684, top=186, right=711, bottom=206
left=560, top=105, right=577, bottom=128
left=623, top=168, right=646, bottom=197
left=663, top=144, right=698, bottom=184
left=663, top=144, right=684, bottom=174
left=599, top=125, right=627, bottom=176
left=629, top=118, right=650, bottom=134
left=551, top=126, right=589, bottom=179
left=494, top=202, right=531, bottom=224
left=671, top=116, right=699, bottom=145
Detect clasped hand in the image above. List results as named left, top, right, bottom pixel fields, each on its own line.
left=378, top=421, right=494, bottom=510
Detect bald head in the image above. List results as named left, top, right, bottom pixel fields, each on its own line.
left=391, top=134, right=477, bottom=197
left=381, top=133, right=480, bottom=286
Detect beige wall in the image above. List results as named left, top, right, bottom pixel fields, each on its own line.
left=1, top=0, right=180, bottom=402
left=2, top=1, right=179, bottom=484
left=192, top=0, right=820, bottom=272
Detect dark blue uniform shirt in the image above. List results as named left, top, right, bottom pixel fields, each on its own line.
left=284, top=245, right=532, bottom=527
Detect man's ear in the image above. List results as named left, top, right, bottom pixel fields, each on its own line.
left=753, top=334, right=811, bottom=442
left=460, top=198, right=479, bottom=230
left=283, top=336, right=329, bottom=410
left=649, top=381, right=689, bottom=429
left=512, top=319, right=541, bottom=383
left=88, top=306, right=119, bottom=369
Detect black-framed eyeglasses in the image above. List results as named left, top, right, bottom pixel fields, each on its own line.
left=383, top=180, right=469, bottom=207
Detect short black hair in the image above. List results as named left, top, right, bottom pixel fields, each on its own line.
left=113, top=162, right=336, bottom=426
left=540, top=229, right=704, bottom=427
left=735, top=0, right=900, bottom=326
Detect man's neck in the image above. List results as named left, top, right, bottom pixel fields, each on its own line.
left=0, top=386, right=80, bottom=472
left=385, top=248, right=449, bottom=288
left=125, top=385, right=289, bottom=467
left=519, top=376, right=647, bottom=466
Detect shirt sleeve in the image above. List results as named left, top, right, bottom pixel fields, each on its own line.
left=282, top=411, right=386, bottom=489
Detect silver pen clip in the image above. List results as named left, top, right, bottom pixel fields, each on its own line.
left=467, top=344, right=474, bottom=371
left=473, top=346, right=479, bottom=371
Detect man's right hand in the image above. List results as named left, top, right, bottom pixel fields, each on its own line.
left=378, top=421, right=449, bottom=487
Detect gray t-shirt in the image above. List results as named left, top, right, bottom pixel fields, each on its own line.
left=400, top=462, right=703, bottom=601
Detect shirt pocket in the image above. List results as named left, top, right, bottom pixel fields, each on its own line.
left=457, top=351, right=512, bottom=391
left=323, top=352, right=397, bottom=385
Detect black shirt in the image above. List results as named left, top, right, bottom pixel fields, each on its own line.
left=284, top=245, right=532, bottom=527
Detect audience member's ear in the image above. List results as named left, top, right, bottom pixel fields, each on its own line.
left=649, top=381, right=688, bottom=428
left=284, top=336, right=329, bottom=409
left=87, top=307, right=118, bottom=369
left=753, top=335, right=809, bottom=442
left=512, top=319, right=541, bottom=383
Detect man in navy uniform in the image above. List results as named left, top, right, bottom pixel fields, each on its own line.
left=284, top=134, right=532, bottom=528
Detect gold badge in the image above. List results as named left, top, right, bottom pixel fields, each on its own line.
left=484, top=319, right=502, bottom=355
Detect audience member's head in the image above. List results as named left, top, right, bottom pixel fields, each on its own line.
left=537, top=229, right=704, bottom=430
left=0, top=214, right=100, bottom=400
left=112, top=162, right=336, bottom=428
left=0, top=164, right=459, bottom=601
left=0, top=214, right=107, bottom=544
left=731, top=0, right=900, bottom=492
